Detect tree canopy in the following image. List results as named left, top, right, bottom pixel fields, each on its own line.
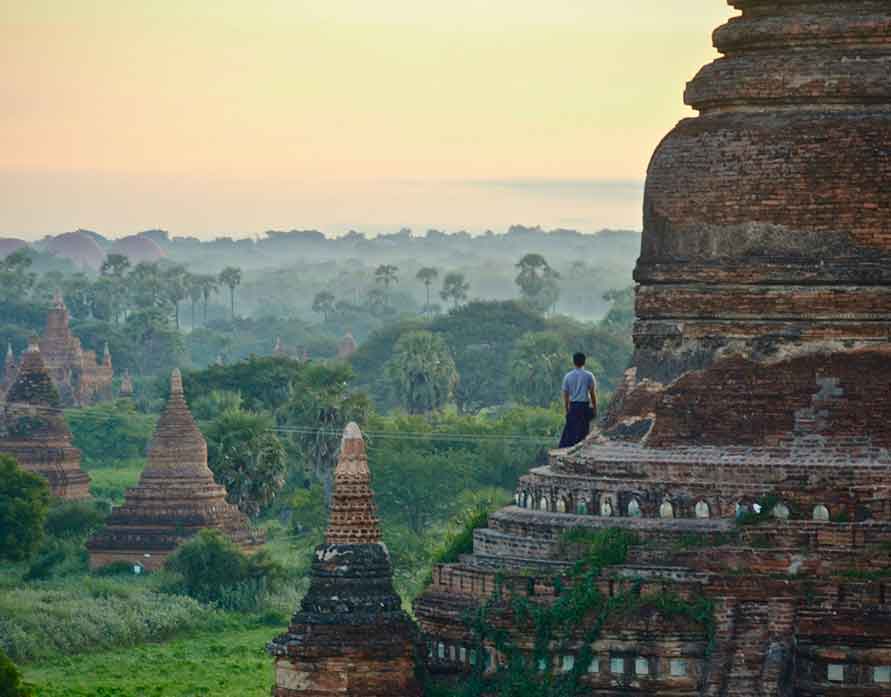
left=0, top=455, right=51, bottom=563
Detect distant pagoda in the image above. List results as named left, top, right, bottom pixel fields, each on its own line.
left=87, top=369, right=264, bottom=570
left=38, top=291, right=113, bottom=406
left=268, top=423, right=421, bottom=697
left=119, top=369, right=134, bottom=398
left=0, top=338, right=90, bottom=499
left=336, top=331, right=358, bottom=360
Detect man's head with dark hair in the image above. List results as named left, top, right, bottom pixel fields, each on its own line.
left=573, top=352, right=586, bottom=368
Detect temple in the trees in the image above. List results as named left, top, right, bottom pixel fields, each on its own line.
left=87, top=369, right=263, bottom=570
left=0, top=338, right=91, bottom=499
left=268, top=423, right=421, bottom=697
left=414, top=1, right=891, bottom=695
left=1, top=291, right=115, bottom=407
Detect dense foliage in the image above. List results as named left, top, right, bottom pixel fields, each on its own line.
left=0, top=457, right=51, bottom=563
left=0, top=648, right=33, bottom=697
left=204, top=408, right=288, bottom=517
left=165, top=530, right=285, bottom=611
left=384, top=331, right=459, bottom=414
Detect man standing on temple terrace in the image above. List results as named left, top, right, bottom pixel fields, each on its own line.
left=558, top=352, right=597, bottom=448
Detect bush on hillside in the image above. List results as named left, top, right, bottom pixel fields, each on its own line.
left=0, top=648, right=34, bottom=697
left=0, top=455, right=51, bottom=563
left=165, top=529, right=285, bottom=611
left=43, top=501, right=107, bottom=540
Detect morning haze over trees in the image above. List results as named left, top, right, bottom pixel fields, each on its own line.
left=0, top=224, right=637, bottom=694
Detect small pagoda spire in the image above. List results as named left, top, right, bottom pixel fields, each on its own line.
left=26, top=335, right=40, bottom=353
left=119, top=369, right=134, bottom=398
left=170, top=368, right=184, bottom=396
left=325, top=423, right=381, bottom=545
left=52, top=289, right=65, bottom=309
left=102, top=341, right=111, bottom=367
left=4, top=342, right=13, bottom=364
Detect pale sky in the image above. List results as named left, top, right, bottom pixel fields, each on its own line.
left=1, top=1, right=735, bottom=238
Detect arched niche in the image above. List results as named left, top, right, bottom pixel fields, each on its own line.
left=627, top=499, right=642, bottom=518
left=772, top=502, right=790, bottom=520
left=660, top=500, right=675, bottom=519
left=813, top=504, right=830, bottom=521
left=695, top=500, right=710, bottom=519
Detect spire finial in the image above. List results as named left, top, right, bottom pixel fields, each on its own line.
left=170, top=368, right=183, bottom=396
left=26, top=336, right=40, bottom=352
left=52, top=289, right=65, bottom=309
left=5, top=341, right=12, bottom=360
left=325, top=422, right=380, bottom=545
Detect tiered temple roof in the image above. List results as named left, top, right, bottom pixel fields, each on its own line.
left=268, top=423, right=420, bottom=697
left=414, top=2, right=891, bottom=695
left=37, top=291, right=113, bottom=406
left=0, top=338, right=90, bottom=499
left=87, top=369, right=263, bottom=570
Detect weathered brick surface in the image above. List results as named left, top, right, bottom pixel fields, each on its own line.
left=34, top=291, right=113, bottom=407
left=87, top=370, right=262, bottom=569
left=268, top=425, right=421, bottom=697
left=0, top=339, right=90, bottom=499
left=414, top=2, right=891, bottom=694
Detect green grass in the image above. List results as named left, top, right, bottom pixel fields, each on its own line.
left=24, top=626, right=276, bottom=697
left=86, top=460, right=143, bottom=502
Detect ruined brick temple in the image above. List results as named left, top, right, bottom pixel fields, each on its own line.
left=5, top=291, right=115, bottom=407
left=87, top=369, right=263, bottom=570
left=0, top=338, right=90, bottom=499
left=415, top=2, right=891, bottom=695
left=269, top=423, right=421, bottom=697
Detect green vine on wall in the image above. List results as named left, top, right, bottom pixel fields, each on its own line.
left=429, top=528, right=714, bottom=697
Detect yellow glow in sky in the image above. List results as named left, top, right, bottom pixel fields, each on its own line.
left=1, top=0, right=736, bottom=237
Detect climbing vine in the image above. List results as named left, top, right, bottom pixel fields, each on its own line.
left=428, top=528, right=714, bottom=697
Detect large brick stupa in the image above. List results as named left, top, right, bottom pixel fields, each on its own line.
left=87, top=369, right=263, bottom=570
left=268, top=423, right=421, bottom=697
left=415, top=2, right=891, bottom=695
left=0, top=338, right=90, bottom=499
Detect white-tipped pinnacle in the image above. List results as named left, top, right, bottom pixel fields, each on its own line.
left=170, top=368, right=184, bottom=395
left=343, top=422, right=363, bottom=441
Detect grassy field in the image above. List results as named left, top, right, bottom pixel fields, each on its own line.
left=86, top=460, right=144, bottom=502
left=24, top=626, right=277, bottom=697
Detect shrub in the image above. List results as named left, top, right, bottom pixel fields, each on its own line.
left=44, top=501, right=107, bottom=540
left=23, top=539, right=88, bottom=581
left=165, top=529, right=284, bottom=611
left=92, top=560, right=137, bottom=577
left=0, top=577, right=229, bottom=662
left=0, top=648, right=34, bottom=697
left=432, top=507, right=491, bottom=566
left=0, top=455, right=51, bottom=562
left=290, top=485, right=326, bottom=535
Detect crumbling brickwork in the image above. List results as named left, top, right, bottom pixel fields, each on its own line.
left=414, top=2, right=891, bottom=695
left=0, top=338, right=90, bottom=499
left=87, top=370, right=263, bottom=570
left=32, top=291, right=114, bottom=407
left=268, top=424, right=421, bottom=697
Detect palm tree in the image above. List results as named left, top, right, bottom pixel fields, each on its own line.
left=440, top=272, right=470, bottom=309
left=374, top=264, right=399, bottom=306
left=219, top=267, right=242, bottom=320
left=312, top=291, right=336, bottom=322
left=187, top=275, right=204, bottom=329
left=163, top=265, right=189, bottom=329
left=197, top=274, right=219, bottom=324
left=416, top=267, right=438, bottom=315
